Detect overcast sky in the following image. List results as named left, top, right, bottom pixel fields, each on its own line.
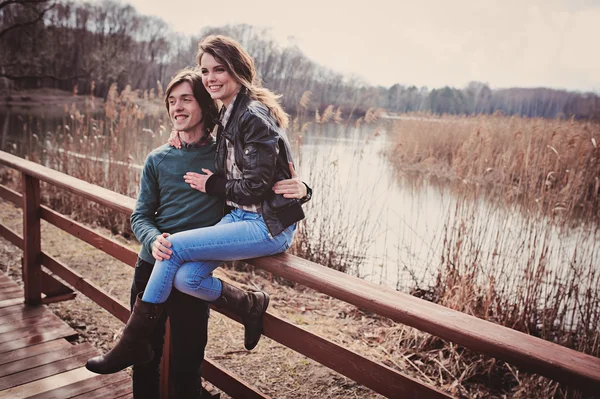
left=104, top=0, right=599, bottom=92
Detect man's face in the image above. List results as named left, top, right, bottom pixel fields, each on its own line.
left=168, top=81, right=204, bottom=133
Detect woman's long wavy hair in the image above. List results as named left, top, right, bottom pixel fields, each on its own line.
left=196, top=35, right=289, bottom=129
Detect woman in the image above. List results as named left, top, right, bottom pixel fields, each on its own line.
left=86, top=35, right=311, bottom=375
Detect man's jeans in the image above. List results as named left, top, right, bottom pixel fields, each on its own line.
left=131, top=257, right=210, bottom=399
left=142, top=208, right=296, bottom=304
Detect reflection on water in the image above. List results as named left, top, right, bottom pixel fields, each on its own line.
left=297, top=122, right=598, bottom=294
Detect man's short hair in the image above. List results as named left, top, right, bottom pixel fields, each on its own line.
left=164, top=68, right=218, bottom=132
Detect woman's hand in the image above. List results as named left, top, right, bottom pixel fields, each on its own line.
left=152, top=232, right=172, bottom=261
left=272, top=162, right=307, bottom=199
left=185, top=169, right=214, bottom=192
left=168, top=130, right=182, bottom=149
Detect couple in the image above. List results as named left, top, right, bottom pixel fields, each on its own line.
left=85, top=35, right=311, bottom=398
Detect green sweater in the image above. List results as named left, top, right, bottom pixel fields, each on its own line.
left=131, top=139, right=223, bottom=264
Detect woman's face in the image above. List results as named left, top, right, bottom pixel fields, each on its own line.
left=200, top=53, right=242, bottom=108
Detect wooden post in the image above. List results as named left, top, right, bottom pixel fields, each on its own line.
left=160, top=318, right=172, bottom=399
left=22, top=173, right=42, bottom=305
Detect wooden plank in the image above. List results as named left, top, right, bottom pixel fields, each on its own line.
left=0, top=319, right=67, bottom=344
left=0, top=183, right=22, bottom=207
left=0, top=307, right=49, bottom=324
left=0, top=348, right=97, bottom=390
left=0, top=151, right=136, bottom=215
left=203, top=359, right=270, bottom=399
left=0, top=282, right=18, bottom=289
left=0, top=286, right=22, bottom=295
left=249, top=253, right=600, bottom=392
left=0, top=298, right=23, bottom=309
left=0, top=222, right=21, bottom=248
left=0, top=287, right=22, bottom=296
left=0, top=313, right=59, bottom=334
left=22, top=173, right=42, bottom=305
left=70, top=378, right=132, bottom=399
left=0, top=288, right=22, bottom=300
left=26, top=372, right=130, bottom=399
left=0, top=286, right=16, bottom=293
left=41, top=207, right=137, bottom=267
left=0, top=367, right=96, bottom=399
left=0, top=343, right=95, bottom=378
left=0, top=325, right=76, bottom=354
left=0, top=340, right=70, bottom=367
left=0, top=304, right=46, bottom=318
left=41, top=253, right=129, bottom=323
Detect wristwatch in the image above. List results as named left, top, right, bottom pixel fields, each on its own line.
left=300, top=182, right=312, bottom=204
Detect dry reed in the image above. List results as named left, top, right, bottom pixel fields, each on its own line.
left=386, top=112, right=600, bottom=398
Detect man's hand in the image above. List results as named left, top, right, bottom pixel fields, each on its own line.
left=152, top=232, right=172, bottom=261
left=184, top=169, right=213, bottom=192
left=272, top=162, right=307, bottom=199
left=168, top=130, right=182, bottom=149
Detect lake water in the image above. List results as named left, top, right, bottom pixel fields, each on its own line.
left=295, top=121, right=598, bottom=294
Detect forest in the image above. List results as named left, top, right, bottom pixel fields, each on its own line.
left=1, top=0, right=600, bottom=119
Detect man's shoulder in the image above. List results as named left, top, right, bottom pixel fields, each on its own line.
left=144, top=144, right=173, bottom=165
left=147, top=143, right=173, bottom=158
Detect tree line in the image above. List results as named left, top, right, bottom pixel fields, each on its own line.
left=1, top=0, right=599, bottom=120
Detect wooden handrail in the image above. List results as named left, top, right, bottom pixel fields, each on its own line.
left=0, top=151, right=136, bottom=214
left=2, top=150, right=600, bottom=396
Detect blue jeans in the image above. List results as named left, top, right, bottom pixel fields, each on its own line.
left=142, top=208, right=295, bottom=303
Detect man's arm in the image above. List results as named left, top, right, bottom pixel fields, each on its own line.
left=131, top=157, right=167, bottom=260
left=272, top=162, right=311, bottom=203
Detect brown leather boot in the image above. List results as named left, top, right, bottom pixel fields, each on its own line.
left=213, top=281, right=270, bottom=350
left=85, top=292, right=165, bottom=374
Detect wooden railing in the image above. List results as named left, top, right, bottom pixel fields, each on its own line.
left=1, top=149, right=599, bottom=398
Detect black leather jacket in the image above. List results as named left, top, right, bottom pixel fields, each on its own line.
left=205, top=89, right=310, bottom=236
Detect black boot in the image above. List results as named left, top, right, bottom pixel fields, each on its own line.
left=213, top=281, right=270, bottom=350
left=86, top=292, right=165, bottom=374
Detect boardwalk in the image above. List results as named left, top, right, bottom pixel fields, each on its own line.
left=0, top=271, right=132, bottom=399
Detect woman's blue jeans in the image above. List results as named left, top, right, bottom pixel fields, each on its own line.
left=142, top=208, right=295, bottom=304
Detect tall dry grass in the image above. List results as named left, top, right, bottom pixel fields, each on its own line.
left=4, top=83, right=168, bottom=234
left=386, top=112, right=600, bottom=398
left=388, top=112, right=600, bottom=222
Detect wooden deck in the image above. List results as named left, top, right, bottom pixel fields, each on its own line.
left=0, top=271, right=132, bottom=399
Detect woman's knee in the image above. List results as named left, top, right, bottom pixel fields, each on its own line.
left=173, top=268, right=198, bottom=292
left=173, top=269, right=220, bottom=301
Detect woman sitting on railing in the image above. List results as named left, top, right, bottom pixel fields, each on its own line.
left=86, top=35, right=311, bottom=374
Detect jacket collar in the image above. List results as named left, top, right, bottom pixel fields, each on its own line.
left=217, top=87, right=251, bottom=141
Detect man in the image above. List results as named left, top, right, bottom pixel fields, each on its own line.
left=128, top=69, right=221, bottom=399
left=129, top=69, right=307, bottom=398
